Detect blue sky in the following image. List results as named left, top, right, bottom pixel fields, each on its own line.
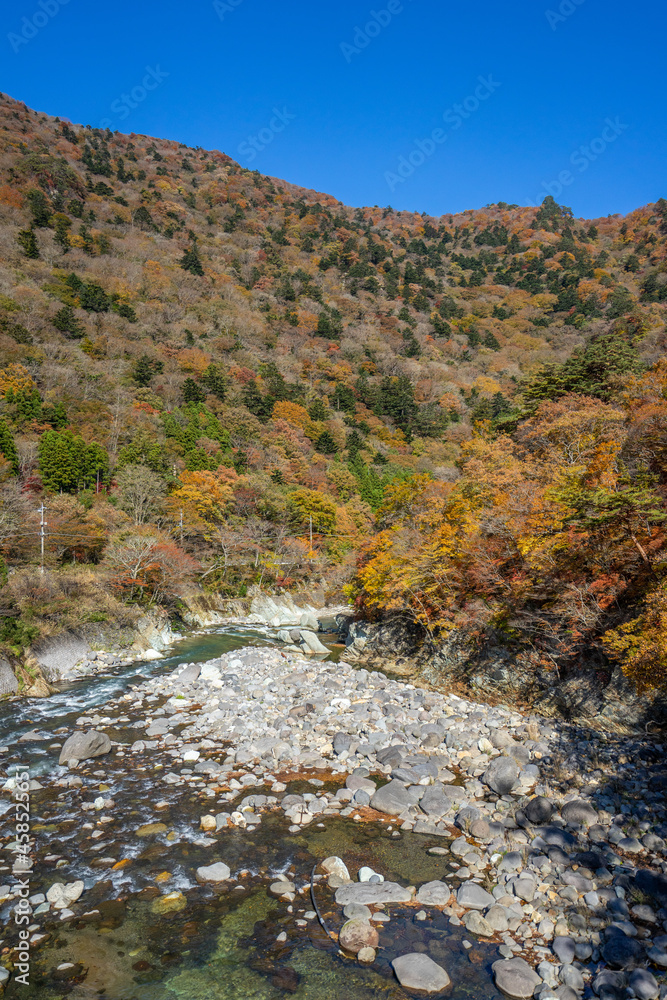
left=2, top=0, right=665, bottom=219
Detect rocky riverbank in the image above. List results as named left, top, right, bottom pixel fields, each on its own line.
left=1, top=592, right=354, bottom=700
left=2, top=644, right=666, bottom=998
left=343, top=619, right=667, bottom=734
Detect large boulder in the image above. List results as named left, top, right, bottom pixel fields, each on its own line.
left=601, top=931, right=644, bottom=970
left=175, top=663, right=200, bottom=685
left=483, top=756, right=520, bottom=795
left=59, top=730, right=111, bottom=766
left=196, top=862, right=230, bottom=882
left=561, top=798, right=598, bottom=828
left=416, top=880, right=451, bottom=906
left=628, top=969, right=659, bottom=1000
left=332, top=732, right=353, bottom=755
left=338, top=919, right=378, bottom=954
left=335, top=881, right=412, bottom=906
left=370, top=779, right=422, bottom=815
left=300, top=630, right=329, bottom=654
left=420, top=784, right=455, bottom=818
left=320, top=856, right=350, bottom=882
left=524, top=795, right=554, bottom=825
left=492, top=958, right=542, bottom=998
left=457, top=881, right=495, bottom=911
left=391, top=953, right=450, bottom=993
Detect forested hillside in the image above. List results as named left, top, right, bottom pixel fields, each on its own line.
left=0, top=92, right=666, bottom=689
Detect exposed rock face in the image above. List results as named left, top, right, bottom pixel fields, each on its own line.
left=59, top=730, right=111, bottom=765
left=30, top=632, right=91, bottom=682
left=342, top=615, right=664, bottom=729
left=0, top=656, right=18, bottom=696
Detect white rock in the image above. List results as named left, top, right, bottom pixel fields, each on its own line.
left=196, top=862, right=231, bottom=882
left=358, top=866, right=384, bottom=883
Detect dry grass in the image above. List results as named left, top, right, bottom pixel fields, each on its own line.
left=7, top=565, right=135, bottom=637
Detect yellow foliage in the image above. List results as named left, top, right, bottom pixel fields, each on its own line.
left=272, top=400, right=311, bottom=430
left=0, top=363, right=36, bottom=396
left=177, top=349, right=210, bottom=375
left=530, top=293, right=558, bottom=310
left=167, top=471, right=232, bottom=529
left=603, top=585, right=667, bottom=691
left=509, top=333, right=546, bottom=350
left=473, top=375, right=503, bottom=395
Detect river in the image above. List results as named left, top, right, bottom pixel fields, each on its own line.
left=0, top=625, right=505, bottom=1000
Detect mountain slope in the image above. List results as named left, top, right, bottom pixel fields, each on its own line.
left=0, top=92, right=666, bottom=688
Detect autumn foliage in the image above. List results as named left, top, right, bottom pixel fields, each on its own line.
left=0, top=93, right=665, bottom=686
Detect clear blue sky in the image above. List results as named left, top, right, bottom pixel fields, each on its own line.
left=2, top=0, right=665, bottom=219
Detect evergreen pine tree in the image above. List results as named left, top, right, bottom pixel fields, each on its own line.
left=179, top=241, right=204, bottom=276
left=182, top=378, right=206, bottom=403
left=17, top=228, right=39, bottom=259
left=315, top=431, right=338, bottom=455
left=53, top=305, right=84, bottom=338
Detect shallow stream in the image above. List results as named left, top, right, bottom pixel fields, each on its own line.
left=0, top=626, right=505, bottom=999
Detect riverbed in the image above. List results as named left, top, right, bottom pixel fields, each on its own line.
left=1, top=625, right=665, bottom=1000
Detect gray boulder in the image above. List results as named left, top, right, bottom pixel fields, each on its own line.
left=601, top=931, right=644, bottom=969
left=332, top=732, right=353, bottom=755
left=370, top=779, right=421, bottom=815
left=416, top=880, right=451, bottom=905
left=560, top=964, right=584, bottom=992
left=392, top=953, right=450, bottom=993
left=463, top=910, right=493, bottom=936
left=176, top=663, right=200, bottom=685
left=483, top=755, right=520, bottom=795
left=561, top=799, right=598, bottom=828
left=485, top=904, right=510, bottom=932
left=553, top=936, right=576, bottom=965
left=457, top=881, right=495, bottom=910
left=335, top=881, right=412, bottom=905
left=375, top=744, right=406, bottom=767
left=420, top=784, right=455, bottom=818
left=490, top=728, right=514, bottom=749
left=492, top=957, right=542, bottom=998
left=300, top=630, right=329, bottom=654
left=59, top=730, right=111, bottom=765
left=524, top=795, right=554, bottom=825
left=628, top=969, right=659, bottom=1000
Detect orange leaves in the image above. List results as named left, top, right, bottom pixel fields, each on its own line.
left=166, top=470, right=233, bottom=531
left=177, top=348, right=211, bottom=375
left=0, top=185, right=23, bottom=208
left=272, top=400, right=311, bottom=431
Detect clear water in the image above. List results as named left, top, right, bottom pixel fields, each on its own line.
left=0, top=626, right=504, bottom=999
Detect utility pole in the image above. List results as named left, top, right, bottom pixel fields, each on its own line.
left=309, top=515, right=313, bottom=562
left=179, top=509, right=183, bottom=546
left=39, top=503, right=46, bottom=575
